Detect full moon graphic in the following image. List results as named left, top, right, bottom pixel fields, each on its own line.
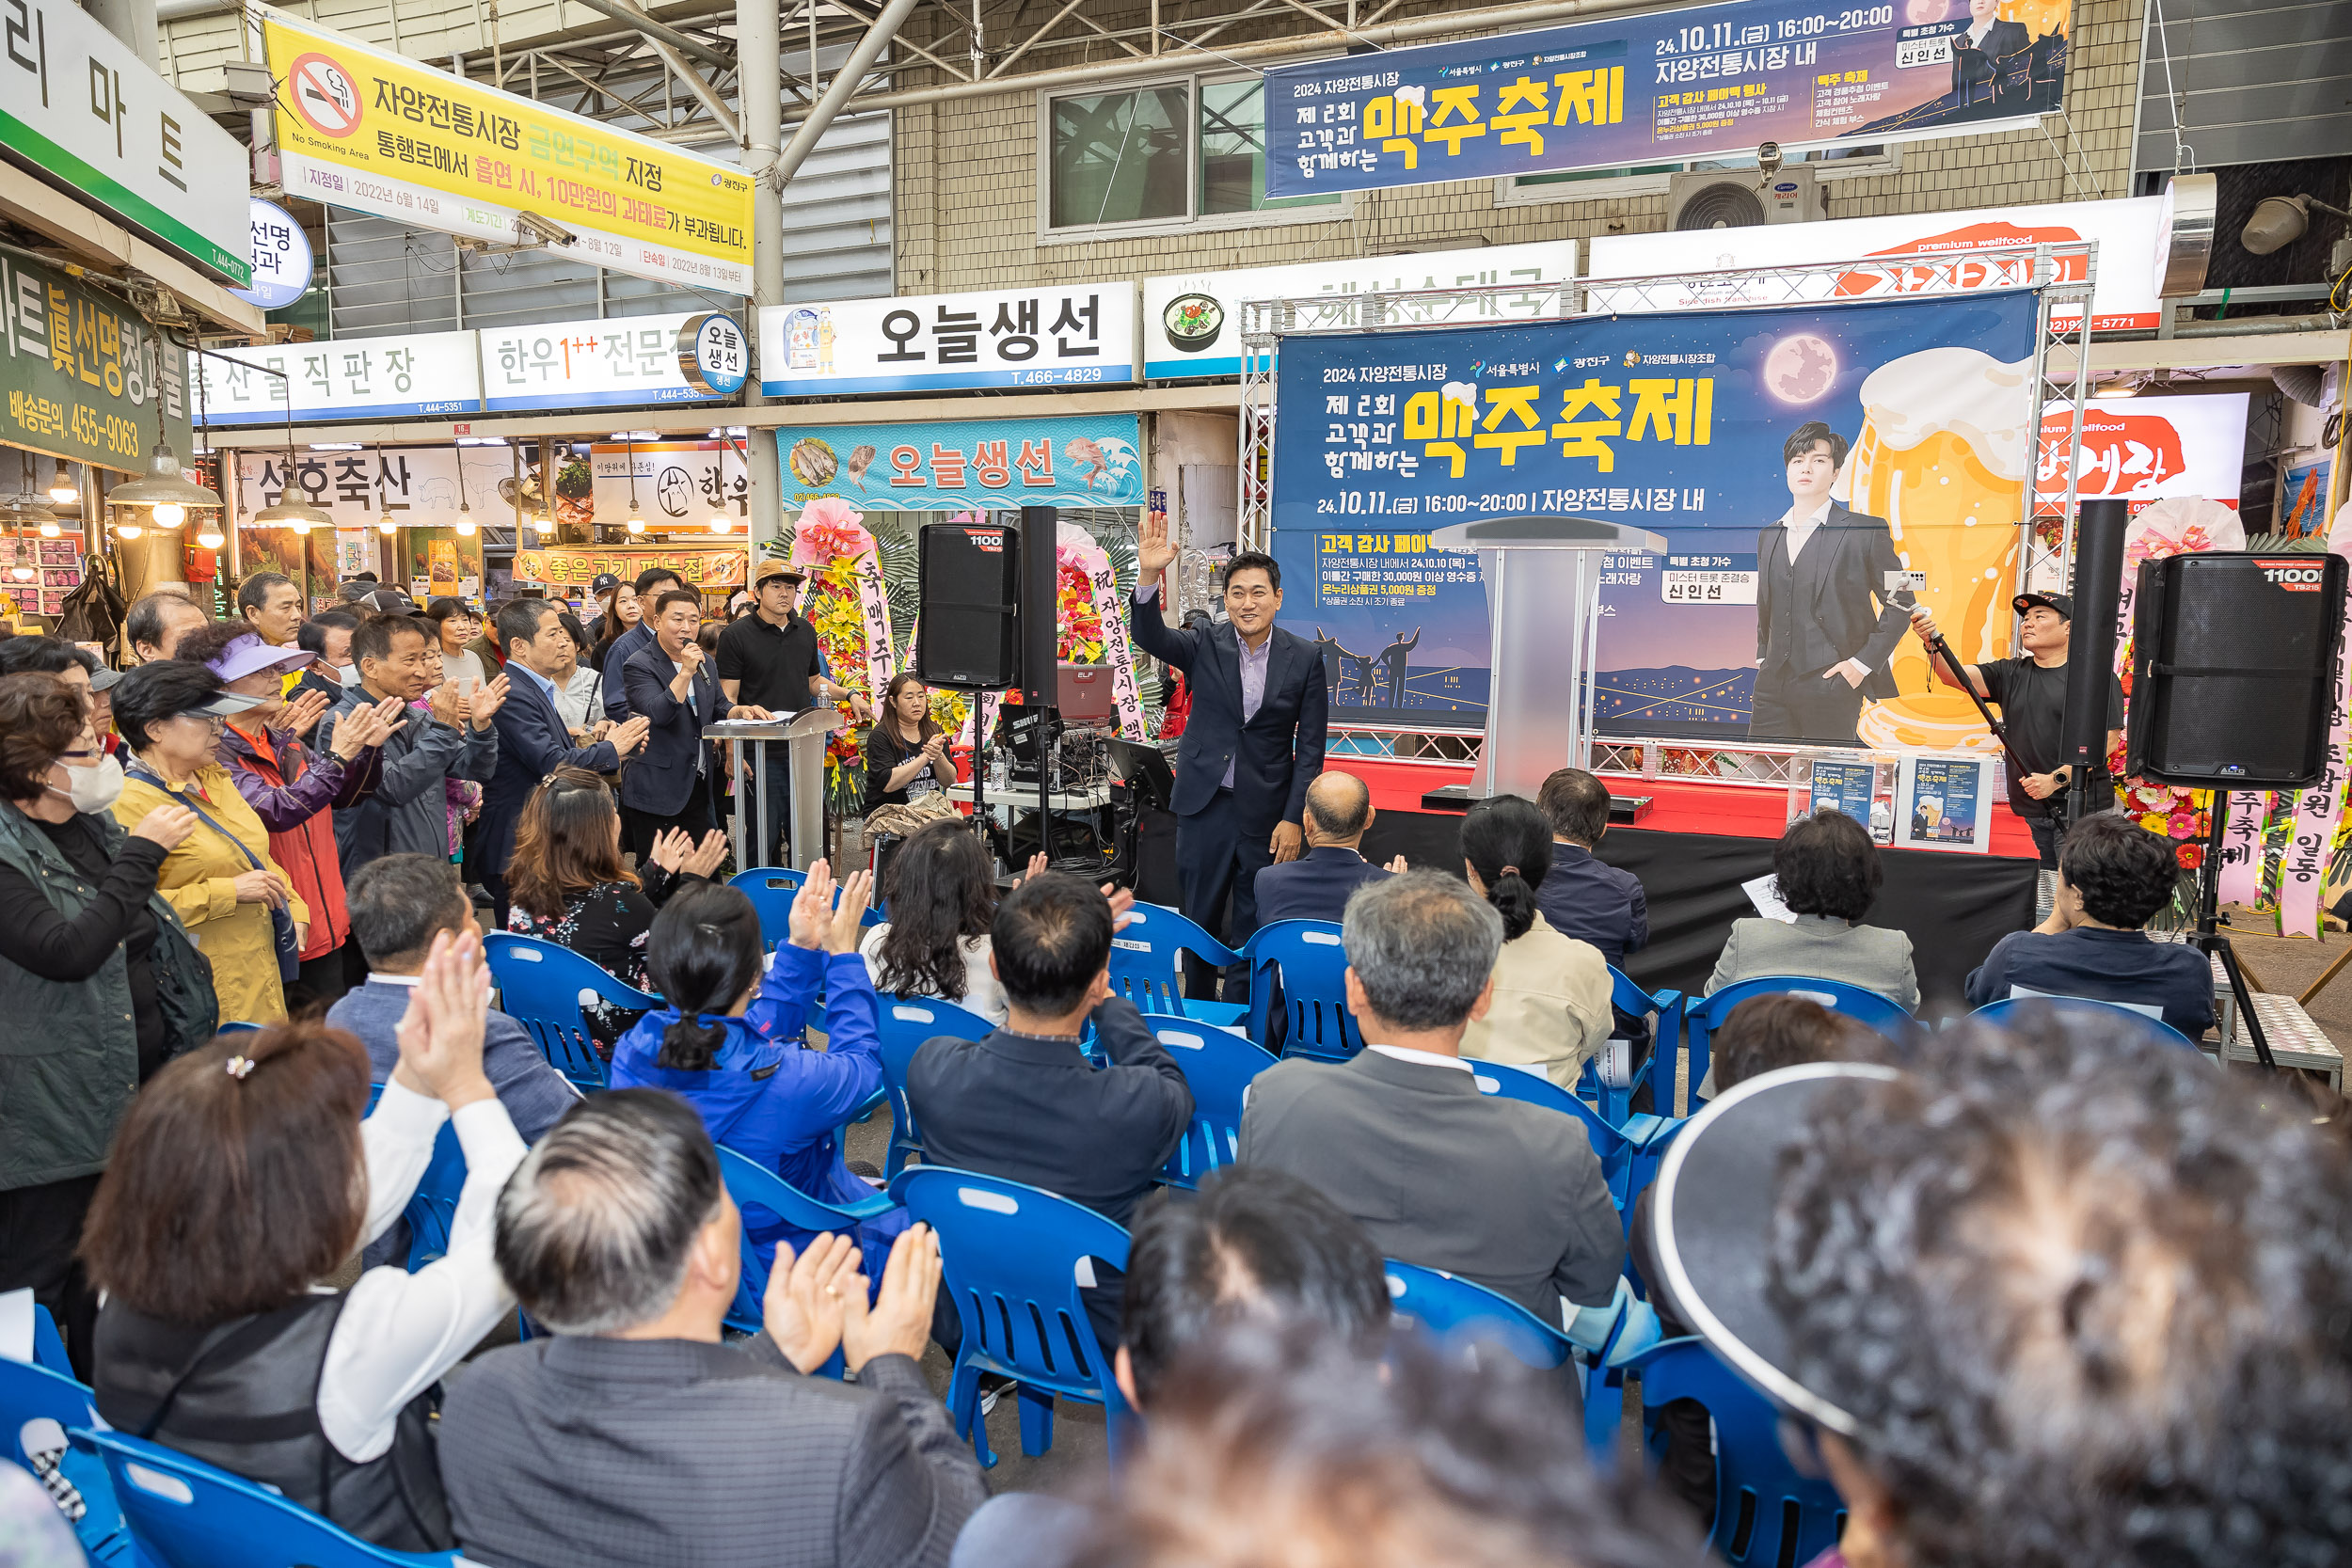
left=1764, top=334, right=1839, bottom=404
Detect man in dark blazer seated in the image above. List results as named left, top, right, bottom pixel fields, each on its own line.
left=1750, top=420, right=1910, bottom=745
left=476, top=598, right=649, bottom=916
left=906, top=872, right=1193, bottom=1353
left=440, top=1091, right=985, bottom=1568
left=1127, top=515, right=1328, bottom=994
left=1253, top=770, right=1403, bottom=926
left=1240, top=871, right=1626, bottom=1370
left=620, top=589, right=774, bottom=861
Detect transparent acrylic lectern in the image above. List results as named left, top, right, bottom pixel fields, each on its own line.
left=707, top=708, right=843, bottom=872
left=1429, top=515, right=1667, bottom=801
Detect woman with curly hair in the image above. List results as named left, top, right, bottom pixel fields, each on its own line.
left=858, top=816, right=1005, bottom=1022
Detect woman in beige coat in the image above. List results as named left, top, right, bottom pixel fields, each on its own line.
left=110, top=660, right=308, bottom=1025
left=1455, top=794, right=1613, bottom=1087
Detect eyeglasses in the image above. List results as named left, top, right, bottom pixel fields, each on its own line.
left=172, top=712, right=227, bottom=735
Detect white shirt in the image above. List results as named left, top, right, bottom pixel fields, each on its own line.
left=322, top=1078, right=529, bottom=1463
left=1966, top=12, right=1994, bottom=45
left=859, top=925, right=1009, bottom=1026
left=555, top=663, right=602, bottom=733
left=1365, top=1043, right=1475, bottom=1074
left=1776, top=497, right=1873, bottom=685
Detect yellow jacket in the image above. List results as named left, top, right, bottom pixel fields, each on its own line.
left=113, top=764, right=309, bottom=1026
left=1458, top=910, right=1615, bottom=1089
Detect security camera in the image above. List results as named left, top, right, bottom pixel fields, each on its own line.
left=1756, top=141, right=1784, bottom=179
left=514, top=210, right=578, bottom=248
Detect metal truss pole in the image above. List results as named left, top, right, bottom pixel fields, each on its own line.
left=739, top=0, right=786, bottom=550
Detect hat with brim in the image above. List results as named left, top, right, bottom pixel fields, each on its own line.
left=185, top=689, right=275, bottom=717
left=2013, top=591, right=2074, bottom=621
left=1649, top=1061, right=1906, bottom=1441
left=85, top=665, right=123, bottom=693
left=754, top=559, right=805, bottom=587
left=203, top=632, right=314, bottom=686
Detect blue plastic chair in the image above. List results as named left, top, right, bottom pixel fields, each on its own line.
left=1384, top=1261, right=1629, bottom=1455
left=727, top=868, right=881, bottom=952
left=1464, top=1056, right=1669, bottom=1225
left=1579, top=967, right=1684, bottom=1126
left=1106, top=901, right=1246, bottom=1026
left=715, top=1144, right=898, bottom=1350
left=216, top=1022, right=261, bottom=1034
left=871, top=995, right=997, bottom=1179
left=1244, top=919, right=1359, bottom=1061
left=1625, top=1337, right=1845, bottom=1566
left=1969, top=993, right=2202, bottom=1052
left=483, top=931, right=662, bottom=1091
left=1142, top=1014, right=1278, bottom=1189
left=0, top=1354, right=135, bottom=1563
left=889, top=1167, right=1132, bottom=1468
left=72, top=1425, right=458, bottom=1567
left=359, top=1082, right=469, bottom=1274
left=1685, top=975, right=1915, bottom=1110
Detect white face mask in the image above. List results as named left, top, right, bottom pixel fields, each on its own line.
left=331, top=663, right=358, bottom=688
left=56, top=752, right=124, bottom=814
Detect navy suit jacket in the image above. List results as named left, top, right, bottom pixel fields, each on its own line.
left=621, top=642, right=732, bottom=816
left=480, top=667, right=620, bottom=879
left=1253, top=845, right=1391, bottom=926
left=1534, top=843, right=1649, bottom=971
left=600, top=623, right=658, bottom=723
left=1127, top=592, right=1327, bottom=835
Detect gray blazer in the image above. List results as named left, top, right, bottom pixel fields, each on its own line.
left=1239, top=1049, right=1625, bottom=1327
left=440, top=1335, right=986, bottom=1568
left=1704, top=913, right=1918, bottom=1012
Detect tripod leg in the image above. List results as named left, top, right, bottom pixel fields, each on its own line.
left=2298, top=937, right=2352, bottom=1009
left=2213, top=939, right=2279, bottom=1071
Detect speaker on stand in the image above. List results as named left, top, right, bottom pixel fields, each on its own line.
left=2125, top=546, right=2349, bottom=1071
left=916, top=518, right=1023, bottom=871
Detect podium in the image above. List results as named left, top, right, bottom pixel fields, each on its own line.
left=707, top=708, right=843, bottom=871
left=1430, top=515, right=1666, bottom=801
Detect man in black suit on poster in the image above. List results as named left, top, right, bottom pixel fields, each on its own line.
left=1749, top=420, right=1910, bottom=745
left=1128, top=515, right=1328, bottom=995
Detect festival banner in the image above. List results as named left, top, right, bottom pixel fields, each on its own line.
left=513, top=545, right=746, bottom=592
left=1263, top=0, right=2072, bottom=198
left=259, top=5, right=754, bottom=293
left=1267, top=291, right=2041, bottom=744
left=776, top=415, right=1144, bottom=513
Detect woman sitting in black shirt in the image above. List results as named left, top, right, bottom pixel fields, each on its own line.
left=863, top=672, right=955, bottom=815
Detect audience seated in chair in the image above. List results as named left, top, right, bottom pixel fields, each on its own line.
left=1656, top=1010, right=2352, bottom=1568
left=1963, top=813, right=2216, bottom=1039
left=441, top=1090, right=985, bottom=1568
left=1240, top=871, right=1625, bottom=1353
left=609, top=866, right=905, bottom=1281
left=1454, top=795, right=1613, bottom=1088
left=1250, top=770, right=1402, bottom=925
left=79, top=929, right=526, bottom=1553
left=905, top=871, right=1194, bottom=1353
left=1699, top=807, right=1916, bottom=1097
left=1054, top=1318, right=1709, bottom=1568
left=1534, top=767, right=1649, bottom=970
left=949, top=1166, right=1392, bottom=1568
left=861, top=817, right=1009, bottom=1023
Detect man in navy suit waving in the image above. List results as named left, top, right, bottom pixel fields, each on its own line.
left=1128, top=514, right=1327, bottom=995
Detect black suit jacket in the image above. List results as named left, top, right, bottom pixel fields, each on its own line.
left=1253, top=845, right=1392, bottom=926
left=1127, top=592, right=1327, bottom=833
left=440, top=1334, right=985, bottom=1568
left=480, top=669, right=620, bottom=878
left=620, top=643, right=732, bottom=815
left=1756, top=500, right=1908, bottom=701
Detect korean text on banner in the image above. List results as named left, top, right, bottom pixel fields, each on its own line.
left=481, top=313, right=745, bottom=410
left=1589, top=196, right=2160, bottom=332
left=0, top=253, right=192, bottom=470
left=759, top=286, right=1137, bottom=397
left=2035, top=392, right=2249, bottom=515
left=260, top=4, right=754, bottom=293
left=232, top=446, right=511, bottom=531
left=1262, top=0, right=2073, bottom=198
left=0, top=0, right=249, bottom=285
left=516, top=546, right=747, bottom=591
left=779, top=415, right=1144, bottom=512
left=195, top=331, right=483, bottom=425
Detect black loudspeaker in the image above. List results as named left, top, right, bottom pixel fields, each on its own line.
left=2126, top=551, right=2348, bottom=787
left=915, top=520, right=1021, bottom=689
left=1019, top=505, right=1059, bottom=709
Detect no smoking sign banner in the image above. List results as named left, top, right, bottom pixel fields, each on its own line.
left=289, top=53, right=362, bottom=137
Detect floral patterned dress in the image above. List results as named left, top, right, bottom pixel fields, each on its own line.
left=505, top=864, right=701, bottom=1050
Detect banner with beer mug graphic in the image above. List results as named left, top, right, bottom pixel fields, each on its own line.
left=1267, top=291, right=2041, bottom=746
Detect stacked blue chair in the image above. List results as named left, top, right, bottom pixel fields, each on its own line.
left=1463, top=1056, right=1671, bottom=1222
left=715, top=1145, right=898, bottom=1350
left=0, top=1343, right=136, bottom=1563
left=1143, top=1014, right=1278, bottom=1189
left=72, top=1426, right=458, bottom=1567
left=889, top=1167, right=1131, bottom=1468
left=1579, top=966, right=1684, bottom=1127
left=872, top=995, right=996, bottom=1179
left=1969, top=993, right=2202, bottom=1052
left=1245, top=919, right=1358, bottom=1061
left=482, top=931, right=662, bottom=1091
left=1684, top=975, right=1914, bottom=1111
left=1105, top=902, right=1245, bottom=1025
left=1624, top=1337, right=1846, bottom=1566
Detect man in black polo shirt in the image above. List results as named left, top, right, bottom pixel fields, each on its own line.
left=716, top=560, right=873, bottom=858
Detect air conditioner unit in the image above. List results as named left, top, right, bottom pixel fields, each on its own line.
left=1668, top=166, right=1823, bottom=230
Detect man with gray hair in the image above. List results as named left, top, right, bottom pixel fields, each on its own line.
left=440, top=1089, right=983, bottom=1568
left=124, top=590, right=209, bottom=664
left=1239, top=870, right=1625, bottom=1348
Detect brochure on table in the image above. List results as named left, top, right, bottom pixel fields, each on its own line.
left=1894, top=752, right=1995, bottom=853
left=1806, top=754, right=1896, bottom=846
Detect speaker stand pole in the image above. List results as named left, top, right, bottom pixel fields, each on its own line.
left=2194, top=790, right=2278, bottom=1071
left=970, top=705, right=992, bottom=872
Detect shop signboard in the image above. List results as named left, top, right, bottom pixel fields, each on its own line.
left=1263, top=0, right=2074, bottom=198
left=1141, top=241, right=1577, bottom=381
left=232, top=200, right=313, bottom=311
left=1586, top=196, right=2165, bottom=332
left=230, top=444, right=516, bottom=530
left=479, top=312, right=747, bottom=410
left=1268, top=291, right=2040, bottom=746
left=0, top=0, right=249, bottom=284
left=0, top=252, right=192, bottom=469
left=586, top=440, right=749, bottom=530
left=2036, top=391, right=2248, bottom=514
left=776, top=414, right=1144, bottom=511
left=193, top=331, right=482, bottom=425
left=259, top=4, right=755, bottom=293
left=514, top=545, right=746, bottom=591
left=758, top=285, right=1137, bottom=396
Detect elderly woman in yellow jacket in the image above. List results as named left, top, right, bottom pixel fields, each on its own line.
left=110, top=660, right=308, bottom=1025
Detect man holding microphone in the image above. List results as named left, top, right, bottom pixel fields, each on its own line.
left=1128, top=515, right=1327, bottom=998
left=620, top=590, right=776, bottom=860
